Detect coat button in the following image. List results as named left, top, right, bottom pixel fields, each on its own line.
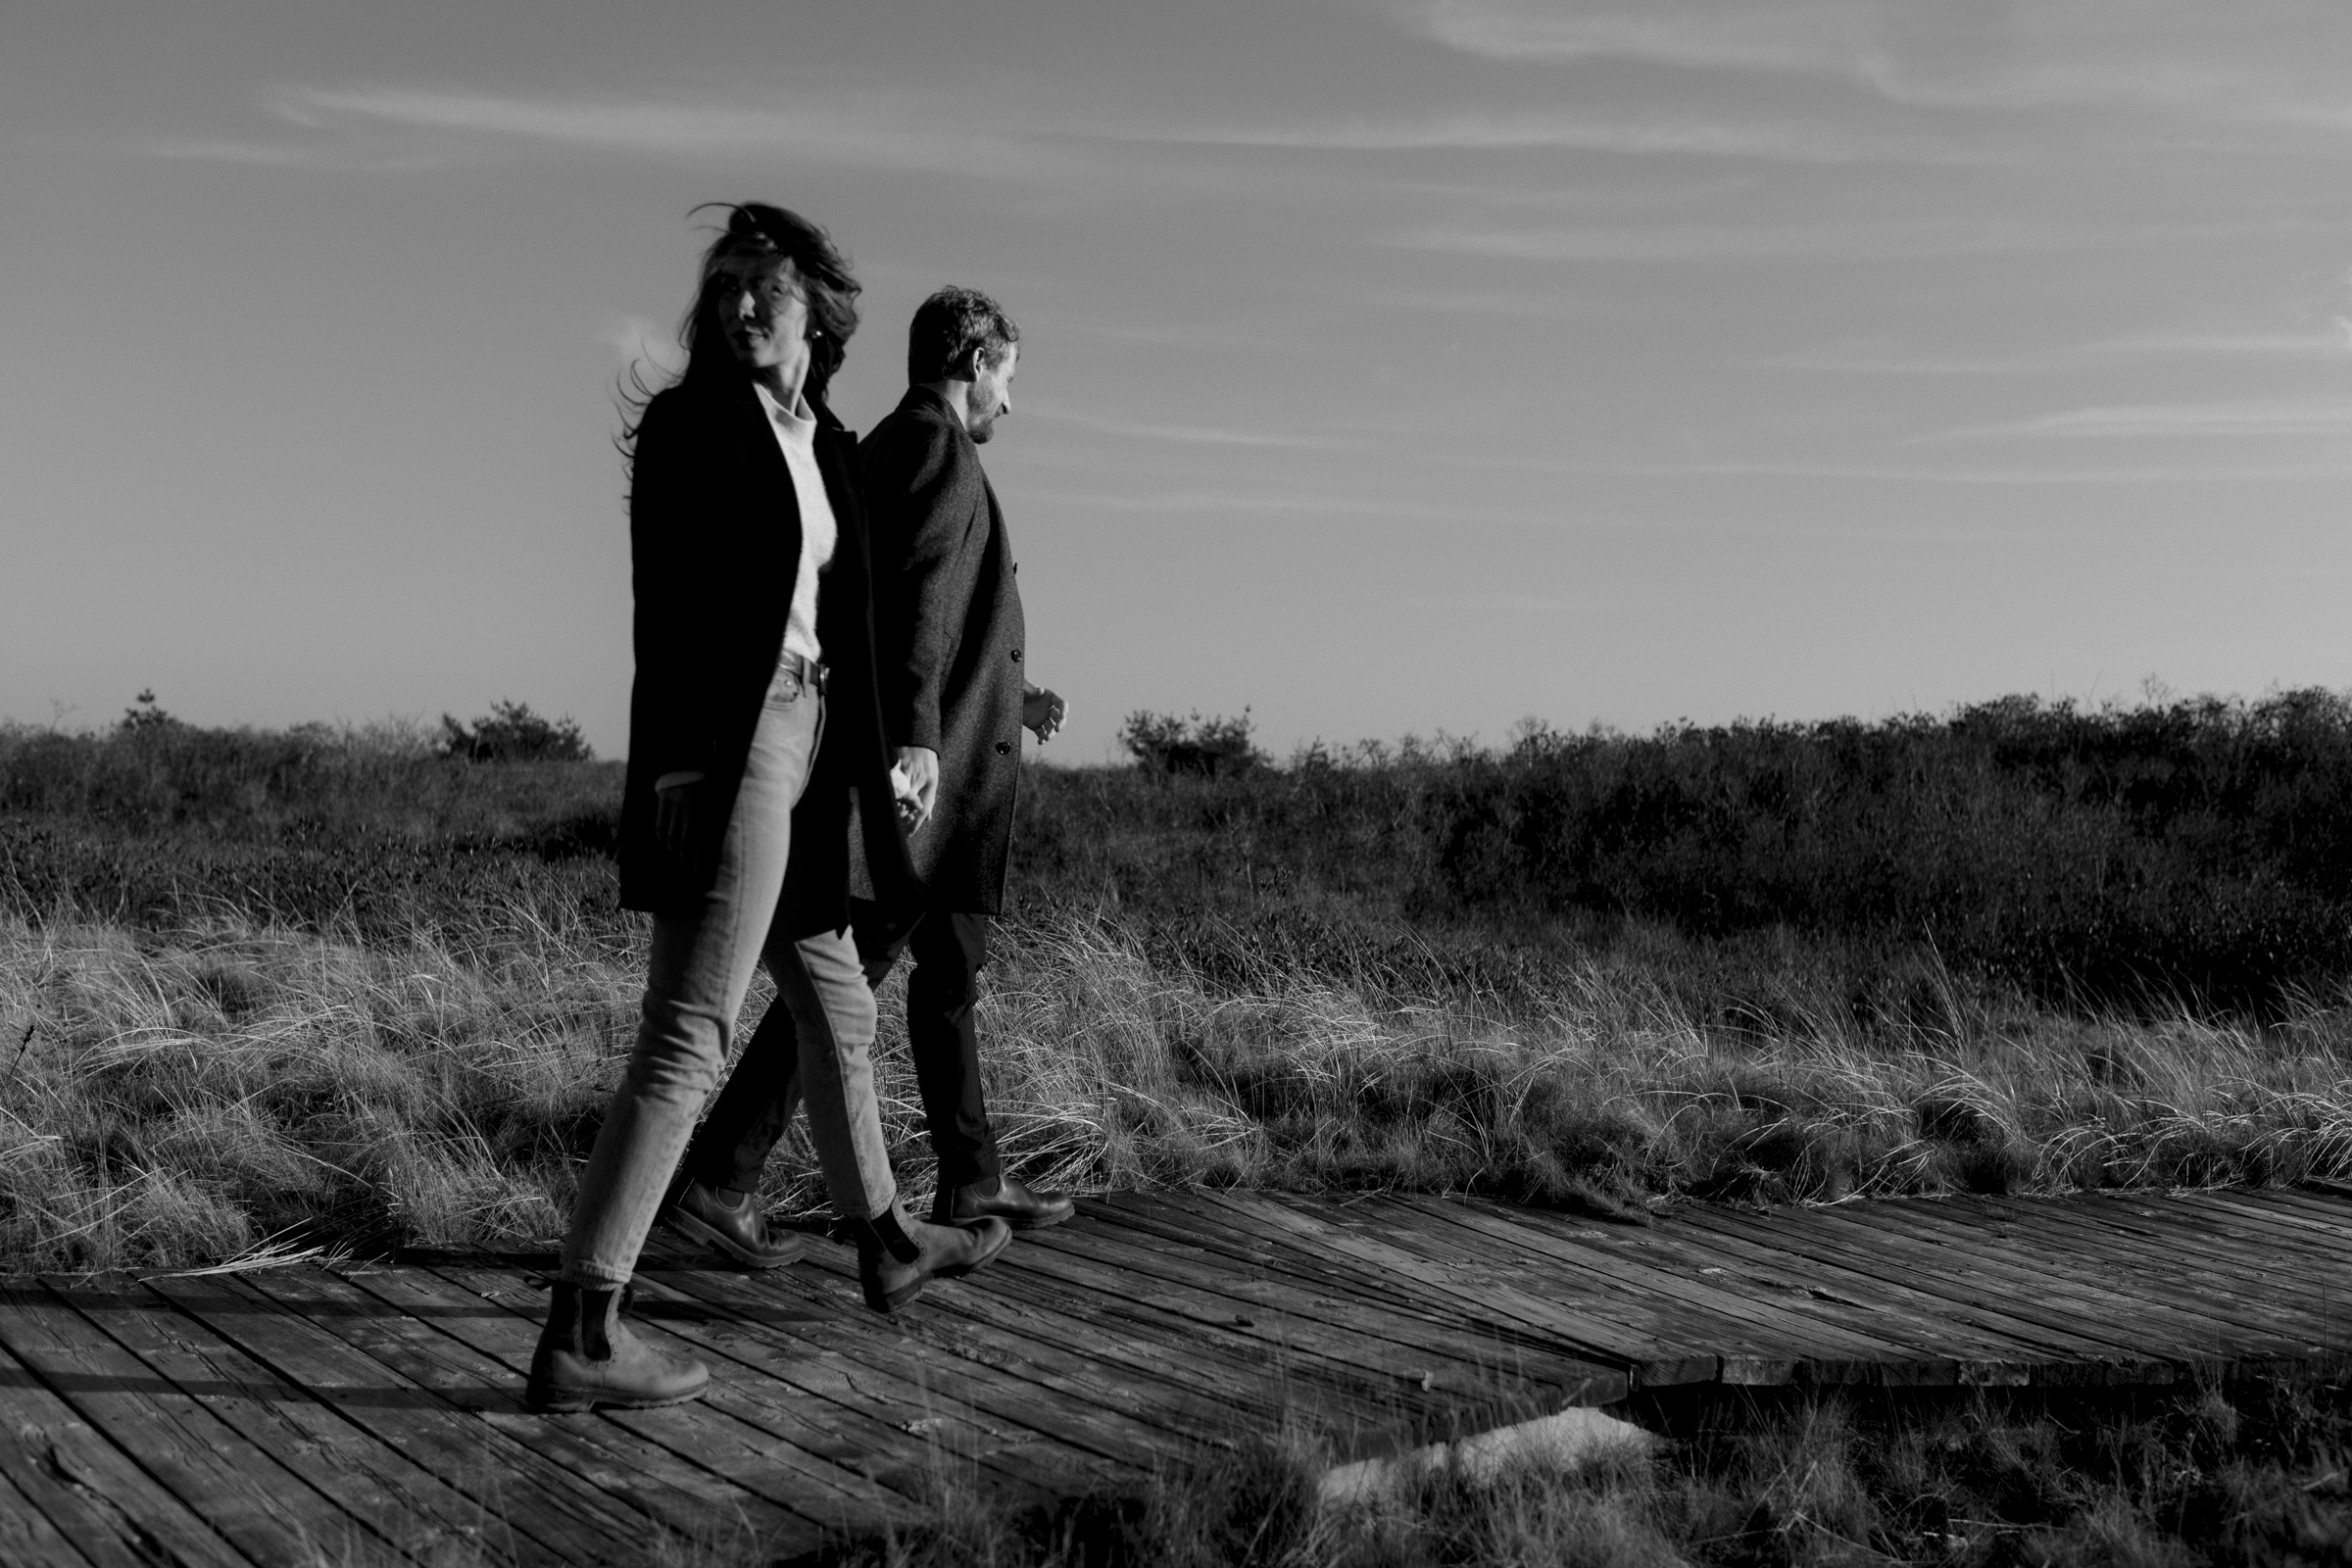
left=995, top=741, right=1012, bottom=756
left=1009, top=649, right=1022, bottom=662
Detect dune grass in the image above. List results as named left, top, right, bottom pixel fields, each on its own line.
left=5, top=701, right=2352, bottom=1271
left=759, top=1371, right=2352, bottom=1566
left=4, top=896, right=2348, bottom=1274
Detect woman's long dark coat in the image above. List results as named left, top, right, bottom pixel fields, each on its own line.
left=614, top=374, right=918, bottom=937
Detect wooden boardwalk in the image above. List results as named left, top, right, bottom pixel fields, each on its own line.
left=1, top=1186, right=2348, bottom=1565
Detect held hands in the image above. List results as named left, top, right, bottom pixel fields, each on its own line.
left=1022, top=685, right=1067, bottom=743
left=896, top=745, right=940, bottom=832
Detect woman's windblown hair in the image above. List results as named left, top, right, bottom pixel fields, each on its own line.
left=680, top=204, right=860, bottom=399
left=619, top=203, right=861, bottom=460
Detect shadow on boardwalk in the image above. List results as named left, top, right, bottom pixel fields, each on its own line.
left=1, top=1187, right=2347, bottom=1565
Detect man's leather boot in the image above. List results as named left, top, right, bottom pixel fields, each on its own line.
left=525, top=1281, right=710, bottom=1412
left=664, top=1179, right=807, bottom=1269
left=855, top=1200, right=1012, bottom=1314
left=933, top=1173, right=1076, bottom=1231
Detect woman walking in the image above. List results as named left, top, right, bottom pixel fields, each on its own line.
left=528, top=205, right=1012, bottom=1412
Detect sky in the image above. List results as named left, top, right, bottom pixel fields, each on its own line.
left=6, top=1, right=2351, bottom=763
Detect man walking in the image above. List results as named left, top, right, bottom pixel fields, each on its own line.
left=666, top=287, right=1071, bottom=1262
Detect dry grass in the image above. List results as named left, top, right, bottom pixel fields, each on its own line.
left=5, top=899, right=2351, bottom=1274
left=822, top=1370, right=2352, bottom=1567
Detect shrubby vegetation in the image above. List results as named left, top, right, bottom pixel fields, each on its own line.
left=1089, top=691, right=2352, bottom=1016
left=439, top=700, right=594, bottom=763
left=1, top=693, right=2350, bottom=1274
left=1117, top=708, right=1267, bottom=778
left=821, top=1373, right=2352, bottom=1567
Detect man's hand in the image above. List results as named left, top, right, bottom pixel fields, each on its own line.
left=1022, top=685, right=1066, bottom=743
left=897, top=745, right=940, bottom=831
left=654, top=778, right=705, bottom=857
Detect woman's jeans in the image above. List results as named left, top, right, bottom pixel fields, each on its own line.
left=561, top=663, right=898, bottom=1289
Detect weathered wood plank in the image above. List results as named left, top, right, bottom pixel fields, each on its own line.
left=1302, top=1195, right=1820, bottom=1387
left=329, top=1260, right=897, bottom=1543
left=0, top=1283, right=363, bottom=1567
left=231, top=1264, right=819, bottom=1560
left=769, top=1231, right=1330, bottom=1448
left=2221, top=1188, right=2352, bottom=1231
left=0, top=1401, right=208, bottom=1568
left=1082, top=1193, right=1620, bottom=1362
left=2171, top=1192, right=2352, bottom=1261
left=1058, top=1196, right=1628, bottom=1410
left=1026, top=1210, right=1621, bottom=1409
left=52, top=1278, right=550, bottom=1568
left=1662, top=1206, right=2178, bottom=1383
left=633, top=1240, right=1193, bottom=1472
left=1019, top=1224, right=1601, bottom=1410
left=1802, top=1200, right=2286, bottom=1368
left=1794, top=1200, right=2235, bottom=1342
left=2044, top=1192, right=2352, bottom=1270
left=2000, top=1191, right=2352, bottom=1324
left=0, top=1454, right=103, bottom=1568
left=1245, top=1191, right=1796, bottom=1384
left=1376, top=1195, right=1962, bottom=1386
left=1187, top=1192, right=1717, bottom=1387
left=1846, top=1200, right=2312, bottom=1358
left=148, top=1271, right=645, bottom=1568
left=1528, top=1206, right=2050, bottom=1385
left=913, top=1249, right=1403, bottom=1435
left=1954, top=1197, right=2350, bottom=1353
left=977, top=1231, right=1562, bottom=1436
left=421, top=1254, right=1116, bottom=1510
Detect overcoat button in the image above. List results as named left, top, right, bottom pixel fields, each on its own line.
left=995, top=741, right=1012, bottom=756
left=1009, top=649, right=1022, bottom=662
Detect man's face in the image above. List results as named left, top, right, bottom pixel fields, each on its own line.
left=713, top=254, right=808, bottom=377
left=964, top=343, right=1017, bottom=444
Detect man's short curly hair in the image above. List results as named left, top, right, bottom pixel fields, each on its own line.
left=906, top=286, right=1019, bottom=384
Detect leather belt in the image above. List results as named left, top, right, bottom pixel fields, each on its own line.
left=776, top=651, right=829, bottom=695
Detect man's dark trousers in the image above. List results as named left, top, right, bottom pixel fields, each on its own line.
left=684, top=900, right=1001, bottom=1199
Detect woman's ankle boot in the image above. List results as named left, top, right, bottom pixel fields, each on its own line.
left=525, top=1281, right=710, bottom=1411
left=854, top=1200, right=1013, bottom=1314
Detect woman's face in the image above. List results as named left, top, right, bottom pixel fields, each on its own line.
left=711, top=253, right=811, bottom=381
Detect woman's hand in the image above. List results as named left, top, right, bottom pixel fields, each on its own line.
left=655, top=778, right=706, bottom=857
left=896, top=746, right=940, bottom=832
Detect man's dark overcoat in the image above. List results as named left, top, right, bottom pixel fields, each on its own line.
left=615, top=374, right=918, bottom=935
left=855, top=386, right=1027, bottom=915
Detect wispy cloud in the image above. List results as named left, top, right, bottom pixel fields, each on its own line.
left=1387, top=215, right=2085, bottom=264
left=1027, top=402, right=1346, bottom=450
left=159, top=84, right=1062, bottom=178
left=2016, top=398, right=2352, bottom=439
left=1926, top=396, right=2352, bottom=442
left=2089, top=327, right=2352, bottom=361
left=1777, top=327, right=2352, bottom=374
left=1576, top=456, right=2352, bottom=484
left=1146, top=110, right=1978, bottom=165
left=1399, top=0, right=1869, bottom=74
left=1025, top=486, right=1585, bottom=527
left=145, top=137, right=445, bottom=172
left=1394, top=0, right=2352, bottom=145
